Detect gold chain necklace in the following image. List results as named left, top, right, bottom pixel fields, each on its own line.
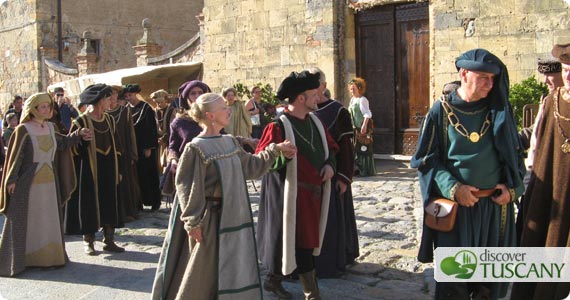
left=553, top=90, right=570, bottom=153
left=292, top=120, right=316, bottom=152
left=441, top=100, right=492, bottom=143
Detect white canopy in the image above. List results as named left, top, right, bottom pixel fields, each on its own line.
left=48, top=62, right=203, bottom=102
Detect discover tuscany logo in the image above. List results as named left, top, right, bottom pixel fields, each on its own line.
left=435, top=247, right=570, bottom=282
left=440, top=250, right=477, bottom=279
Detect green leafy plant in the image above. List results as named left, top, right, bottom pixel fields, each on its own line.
left=233, top=82, right=280, bottom=106
left=233, top=83, right=250, bottom=100
left=509, top=75, right=548, bottom=130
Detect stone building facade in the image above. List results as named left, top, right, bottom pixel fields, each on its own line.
left=0, top=0, right=202, bottom=107
left=430, top=0, right=570, bottom=99
left=2, top=0, right=569, bottom=154
left=201, top=0, right=353, bottom=100
left=201, top=0, right=570, bottom=154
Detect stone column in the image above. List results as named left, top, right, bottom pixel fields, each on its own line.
left=76, top=31, right=98, bottom=76
left=197, top=12, right=205, bottom=47
left=133, top=18, right=162, bottom=66
left=39, top=23, right=58, bottom=91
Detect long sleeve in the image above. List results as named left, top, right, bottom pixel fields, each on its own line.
left=3, top=127, right=28, bottom=185
left=168, top=119, right=183, bottom=161
left=335, top=108, right=355, bottom=184
left=69, top=118, right=88, bottom=157
left=56, top=129, right=82, bottom=150
left=239, top=140, right=280, bottom=180
left=359, top=97, right=372, bottom=119
left=176, top=144, right=207, bottom=232
left=434, top=166, right=459, bottom=199
left=240, top=102, right=253, bottom=136
left=126, top=107, right=139, bottom=161
left=0, top=126, right=28, bottom=214
left=141, top=104, right=159, bottom=151
left=255, top=122, right=288, bottom=170
left=411, top=103, right=458, bottom=205
left=321, top=121, right=339, bottom=172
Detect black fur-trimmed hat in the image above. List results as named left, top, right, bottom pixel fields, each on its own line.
left=537, top=57, right=562, bottom=74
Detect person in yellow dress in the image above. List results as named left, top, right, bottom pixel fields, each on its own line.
left=0, top=93, right=91, bottom=276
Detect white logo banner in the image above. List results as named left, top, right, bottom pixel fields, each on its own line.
left=435, top=247, right=570, bottom=282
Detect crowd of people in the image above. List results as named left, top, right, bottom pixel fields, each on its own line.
left=0, top=43, right=567, bottom=300
left=0, top=66, right=369, bottom=300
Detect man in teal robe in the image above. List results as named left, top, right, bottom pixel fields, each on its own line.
left=412, top=49, right=525, bottom=300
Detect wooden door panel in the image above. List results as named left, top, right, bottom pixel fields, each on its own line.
left=395, top=3, right=429, bottom=155
left=356, top=7, right=396, bottom=154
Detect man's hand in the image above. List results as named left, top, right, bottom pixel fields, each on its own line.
left=336, top=180, right=348, bottom=195
left=275, top=140, right=296, bottom=159
left=7, top=182, right=15, bottom=195
left=79, top=128, right=92, bottom=141
left=491, top=184, right=511, bottom=205
left=144, top=149, right=151, bottom=158
left=188, top=227, right=203, bottom=242
left=320, top=164, right=334, bottom=182
left=454, top=184, right=480, bottom=207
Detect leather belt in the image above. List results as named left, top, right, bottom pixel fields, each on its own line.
left=206, top=197, right=222, bottom=213
left=471, top=189, right=497, bottom=198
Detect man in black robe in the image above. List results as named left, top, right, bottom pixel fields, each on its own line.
left=309, top=67, right=359, bottom=278
left=123, top=84, right=161, bottom=211
left=65, top=84, right=124, bottom=254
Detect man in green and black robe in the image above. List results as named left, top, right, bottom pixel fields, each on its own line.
left=412, top=49, right=525, bottom=300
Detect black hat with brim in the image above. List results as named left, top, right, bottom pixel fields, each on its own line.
left=80, top=83, right=112, bottom=105
left=123, top=83, right=141, bottom=93
left=276, top=71, right=320, bottom=102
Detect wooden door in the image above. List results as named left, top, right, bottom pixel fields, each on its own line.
left=355, top=2, right=429, bottom=155
left=355, top=6, right=396, bottom=154
left=395, top=3, right=430, bottom=154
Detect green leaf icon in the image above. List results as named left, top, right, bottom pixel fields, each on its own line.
left=440, top=250, right=477, bottom=279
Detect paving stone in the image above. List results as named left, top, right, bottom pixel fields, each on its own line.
left=0, top=160, right=436, bottom=299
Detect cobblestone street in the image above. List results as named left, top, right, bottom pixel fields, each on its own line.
left=0, top=160, right=435, bottom=300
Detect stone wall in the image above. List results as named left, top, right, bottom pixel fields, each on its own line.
left=430, top=0, right=570, bottom=101
left=0, top=0, right=203, bottom=109
left=0, top=0, right=40, bottom=110
left=55, top=0, right=201, bottom=72
left=202, top=0, right=339, bottom=96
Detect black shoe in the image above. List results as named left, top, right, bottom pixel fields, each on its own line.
left=264, top=275, right=292, bottom=299
left=84, top=242, right=96, bottom=255
left=103, top=242, right=125, bottom=253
